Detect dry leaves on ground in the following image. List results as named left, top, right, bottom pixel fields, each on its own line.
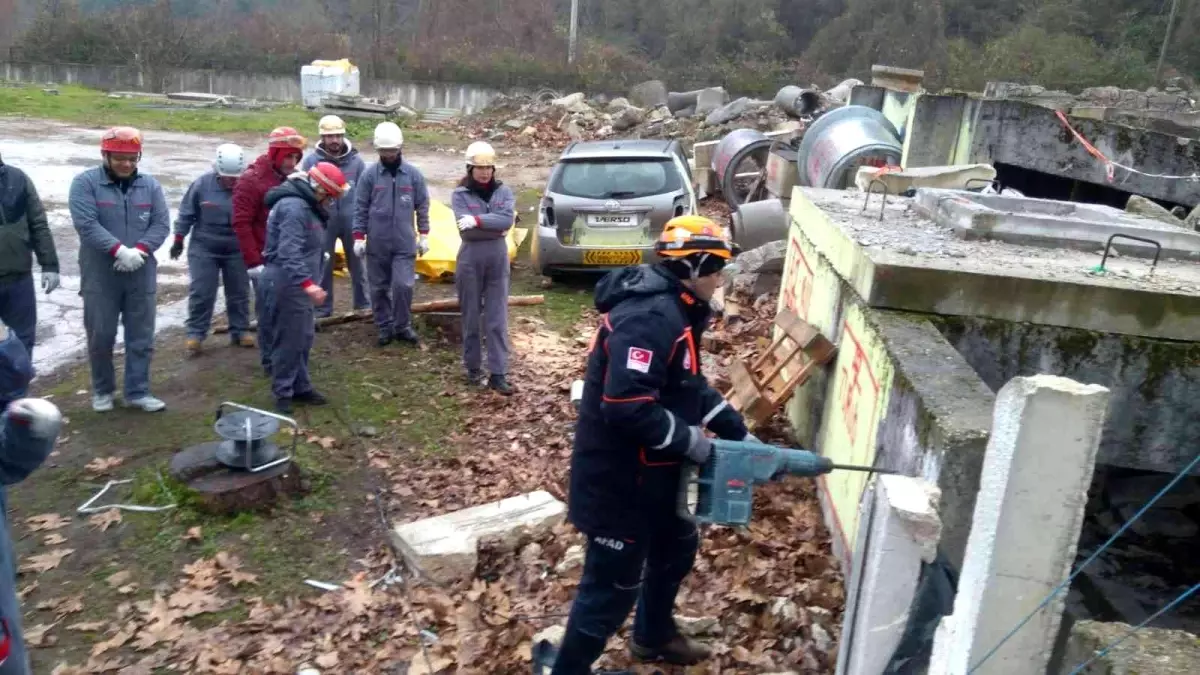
left=88, top=509, right=122, bottom=532
left=25, top=512, right=70, bottom=532
left=20, top=548, right=74, bottom=574
left=85, top=456, right=124, bottom=474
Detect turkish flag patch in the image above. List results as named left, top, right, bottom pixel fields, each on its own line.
left=626, top=347, right=653, bottom=373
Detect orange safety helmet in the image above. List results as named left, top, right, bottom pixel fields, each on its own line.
left=268, top=126, right=307, bottom=151
left=307, top=161, right=349, bottom=198
left=655, top=215, right=738, bottom=260
left=100, top=126, right=143, bottom=155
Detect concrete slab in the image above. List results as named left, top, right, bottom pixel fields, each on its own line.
left=790, top=186, right=1200, bottom=340
left=390, top=491, right=566, bottom=585
left=837, top=475, right=941, bottom=675
left=930, top=375, right=1110, bottom=675
left=913, top=189, right=1200, bottom=259
left=1057, top=621, right=1200, bottom=674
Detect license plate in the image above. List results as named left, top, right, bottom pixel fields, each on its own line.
left=586, top=214, right=637, bottom=227
left=583, top=250, right=643, bottom=266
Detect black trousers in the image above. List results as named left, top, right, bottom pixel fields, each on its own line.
left=550, top=515, right=699, bottom=675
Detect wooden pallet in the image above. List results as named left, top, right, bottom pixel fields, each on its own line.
left=725, top=309, right=836, bottom=428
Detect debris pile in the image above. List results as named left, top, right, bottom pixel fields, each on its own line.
left=452, top=79, right=847, bottom=149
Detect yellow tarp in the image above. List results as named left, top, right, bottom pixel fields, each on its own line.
left=333, top=199, right=526, bottom=282
left=310, top=58, right=357, bottom=72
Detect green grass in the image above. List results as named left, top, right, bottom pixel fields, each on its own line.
left=0, top=83, right=457, bottom=145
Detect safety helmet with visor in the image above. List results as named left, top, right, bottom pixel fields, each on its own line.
left=307, top=161, right=349, bottom=200
left=655, top=215, right=739, bottom=279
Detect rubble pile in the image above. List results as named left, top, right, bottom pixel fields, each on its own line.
left=985, top=79, right=1200, bottom=113
left=453, top=78, right=843, bottom=149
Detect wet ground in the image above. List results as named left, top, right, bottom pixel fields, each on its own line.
left=0, top=118, right=551, bottom=379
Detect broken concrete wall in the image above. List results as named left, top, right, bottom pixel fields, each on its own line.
left=1056, top=621, right=1200, bottom=674
left=900, top=94, right=981, bottom=169
left=967, top=99, right=1200, bottom=208
left=778, top=200, right=995, bottom=572
left=933, top=316, right=1200, bottom=475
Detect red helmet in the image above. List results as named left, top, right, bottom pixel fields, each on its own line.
left=308, top=162, right=348, bottom=198
left=100, top=126, right=143, bottom=154
left=268, top=126, right=306, bottom=151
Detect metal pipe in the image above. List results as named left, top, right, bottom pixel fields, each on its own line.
left=774, top=85, right=822, bottom=118
left=712, top=128, right=773, bottom=208
left=795, top=105, right=902, bottom=189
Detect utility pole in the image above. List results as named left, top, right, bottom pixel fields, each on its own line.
left=568, top=0, right=579, bottom=65
left=1154, top=0, right=1180, bottom=84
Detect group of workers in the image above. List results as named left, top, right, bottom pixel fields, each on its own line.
left=1, top=104, right=756, bottom=673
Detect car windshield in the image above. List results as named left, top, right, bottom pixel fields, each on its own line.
left=551, top=158, right=682, bottom=200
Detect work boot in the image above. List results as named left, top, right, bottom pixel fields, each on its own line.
left=377, top=329, right=393, bottom=347
left=293, top=390, right=328, bottom=406
left=125, top=395, right=167, bottom=413
left=275, top=397, right=293, bottom=415
left=185, top=337, right=202, bottom=354
left=488, top=374, right=514, bottom=396
left=395, top=326, right=420, bottom=345
left=232, top=333, right=256, bottom=348
left=465, top=369, right=485, bottom=386
left=92, top=393, right=114, bottom=413
left=629, top=633, right=713, bottom=666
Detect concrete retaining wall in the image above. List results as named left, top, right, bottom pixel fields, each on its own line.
left=0, top=61, right=502, bottom=112
left=934, top=316, right=1200, bottom=476
left=778, top=204, right=995, bottom=570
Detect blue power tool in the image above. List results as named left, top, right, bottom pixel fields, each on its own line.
left=677, top=439, right=896, bottom=526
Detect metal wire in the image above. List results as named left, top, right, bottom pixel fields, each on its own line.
left=968, top=450, right=1200, bottom=673
left=1065, top=582, right=1200, bottom=675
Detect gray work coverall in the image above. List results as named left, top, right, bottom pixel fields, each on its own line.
left=68, top=167, right=169, bottom=400
left=300, top=141, right=368, bottom=317
left=261, top=180, right=325, bottom=400
left=353, top=161, right=429, bottom=334
left=174, top=171, right=251, bottom=341
left=0, top=334, right=57, bottom=675
left=451, top=183, right=515, bottom=376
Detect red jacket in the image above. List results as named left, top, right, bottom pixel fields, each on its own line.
left=232, top=154, right=286, bottom=268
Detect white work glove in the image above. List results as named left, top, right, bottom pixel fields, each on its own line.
left=113, top=246, right=147, bottom=272
left=685, top=426, right=713, bottom=465
left=457, top=215, right=477, bottom=231
left=41, top=271, right=59, bottom=294
left=247, top=265, right=264, bottom=280
left=6, top=398, right=63, bottom=440
left=353, top=239, right=366, bottom=258
left=417, top=234, right=429, bottom=257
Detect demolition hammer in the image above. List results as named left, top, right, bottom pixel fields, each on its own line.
left=678, top=439, right=898, bottom=527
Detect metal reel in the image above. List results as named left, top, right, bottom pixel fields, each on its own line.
left=212, top=401, right=298, bottom=472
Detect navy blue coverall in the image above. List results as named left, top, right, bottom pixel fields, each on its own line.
left=300, top=141, right=368, bottom=317
left=261, top=179, right=326, bottom=401
left=553, top=264, right=748, bottom=675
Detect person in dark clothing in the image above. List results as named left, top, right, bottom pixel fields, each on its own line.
left=0, top=153, right=60, bottom=359
left=171, top=143, right=253, bottom=352
left=548, top=216, right=753, bottom=675
left=451, top=141, right=516, bottom=395
left=300, top=115, right=369, bottom=318
left=0, top=328, right=64, bottom=675
left=232, top=126, right=306, bottom=375
left=260, top=162, right=347, bottom=414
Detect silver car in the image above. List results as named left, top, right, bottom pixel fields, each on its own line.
left=531, top=139, right=697, bottom=276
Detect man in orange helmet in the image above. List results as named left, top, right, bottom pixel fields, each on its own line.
left=68, top=126, right=170, bottom=413
left=543, top=216, right=754, bottom=674
left=232, top=126, right=306, bottom=374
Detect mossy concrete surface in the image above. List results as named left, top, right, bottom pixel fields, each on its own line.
left=1058, top=620, right=1200, bottom=675
left=934, top=315, right=1200, bottom=475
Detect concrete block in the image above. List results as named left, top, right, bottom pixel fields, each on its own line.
left=1056, top=620, right=1200, bottom=675
left=855, top=164, right=996, bottom=193
left=871, top=65, right=925, bottom=93
left=390, top=491, right=566, bottom=585
left=629, top=80, right=668, bottom=109
left=929, top=375, right=1110, bottom=675
left=902, top=94, right=972, bottom=168
left=837, top=475, right=942, bottom=675
left=789, top=186, right=1200, bottom=341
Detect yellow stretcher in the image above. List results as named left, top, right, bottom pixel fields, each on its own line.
left=333, top=200, right=527, bottom=282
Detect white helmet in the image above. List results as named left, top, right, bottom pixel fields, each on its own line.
left=213, top=143, right=246, bottom=177
left=465, top=141, right=496, bottom=167
left=373, top=122, right=403, bottom=150
left=318, top=115, right=346, bottom=136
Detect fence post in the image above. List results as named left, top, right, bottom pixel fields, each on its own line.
left=929, top=375, right=1110, bottom=675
